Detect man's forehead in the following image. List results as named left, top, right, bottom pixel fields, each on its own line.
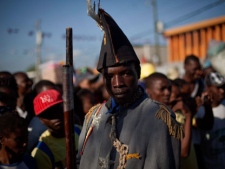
left=102, top=64, right=134, bottom=73
left=187, top=60, right=200, bottom=67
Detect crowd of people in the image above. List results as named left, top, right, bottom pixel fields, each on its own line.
left=1, top=6, right=225, bottom=169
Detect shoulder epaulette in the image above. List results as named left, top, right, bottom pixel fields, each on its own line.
left=80, top=103, right=103, bottom=155
left=85, top=103, right=101, bottom=126
left=155, top=104, right=184, bottom=140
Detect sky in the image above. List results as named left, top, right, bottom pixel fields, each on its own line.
left=1, top=0, right=225, bottom=73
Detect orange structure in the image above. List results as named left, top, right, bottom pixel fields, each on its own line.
left=163, top=16, right=225, bottom=62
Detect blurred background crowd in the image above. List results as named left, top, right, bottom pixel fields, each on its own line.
left=1, top=0, right=225, bottom=168
left=1, top=38, right=225, bottom=168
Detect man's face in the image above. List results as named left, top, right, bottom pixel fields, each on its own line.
left=102, top=63, right=139, bottom=105
left=185, top=60, right=202, bottom=80
left=0, top=87, right=17, bottom=109
left=146, top=77, right=171, bottom=105
left=39, top=103, right=64, bottom=133
left=180, top=83, right=190, bottom=96
left=15, top=74, right=33, bottom=95
left=2, top=128, right=28, bottom=156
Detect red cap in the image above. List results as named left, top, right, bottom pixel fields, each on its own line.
left=33, top=89, right=63, bottom=116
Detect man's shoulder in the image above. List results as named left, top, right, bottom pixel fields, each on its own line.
left=39, top=130, right=65, bottom=146
left=157, top=103, right=183, bottom=140
left=142, top=98, right=172, bottom=113
left=39, top=130, right=51, bottom=139
left=144, top=99, right=184, bottom=140
left=85, top=103, right=103, bottom=125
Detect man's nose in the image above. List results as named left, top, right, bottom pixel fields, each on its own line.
left=112, top=75, right=124, bottom=87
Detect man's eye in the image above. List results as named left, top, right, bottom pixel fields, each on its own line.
left=123, top=71, right=132, bottom=76
left=104, top=75, right=112, bottom=80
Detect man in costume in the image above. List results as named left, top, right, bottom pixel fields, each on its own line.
left=77, top=3, right=182, bottom=169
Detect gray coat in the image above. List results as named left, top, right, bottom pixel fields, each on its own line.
left=77, top=93, right=181, bottom=169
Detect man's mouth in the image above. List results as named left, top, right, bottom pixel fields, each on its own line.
left=53, top=120, right=62, bottom=127
left=113, top=91, right=128, bottom=97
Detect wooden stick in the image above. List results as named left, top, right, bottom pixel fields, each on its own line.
left=63, top=27, right=77, bottom=169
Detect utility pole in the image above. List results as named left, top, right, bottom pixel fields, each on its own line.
left=151, top=0, right=161, bottom=65
left=35, top=20, right=42, bottom=83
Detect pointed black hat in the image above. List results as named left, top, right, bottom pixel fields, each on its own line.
left=96, top=9, right=140, bottom=71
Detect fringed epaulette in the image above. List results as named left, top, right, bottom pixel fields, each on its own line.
left=80, top=103, right=103, bottom=155
left=85, top=103, right=101, bottom=126
left=155, top=104, right=184, bottom=140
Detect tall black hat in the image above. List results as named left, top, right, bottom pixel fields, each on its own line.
left=96, top=9, right=140, bottom=71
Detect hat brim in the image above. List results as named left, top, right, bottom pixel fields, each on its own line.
left=35, top=100, right=63, bottom=116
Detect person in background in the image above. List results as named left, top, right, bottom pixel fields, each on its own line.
left=26, top=80, right=57, bottom=153
left=174, top=77, right=214, bottom=168
left=77, top=88, right=96, bottom=115
left=13, top=71, right=33, bottom=123
left=144, top=72, right=171, bottom=106
left=182, top=55, right=206, bottom=168
left=75, top=67, right=101, bottom=93
left=182, top=55, right=204, bottom=98
left=173, top=78, right=197, bottom=116
left=0, top=74, right=18, bottom=110
left=144, top=72, right=196, bottom=169
left=28, top=80, right=83, bottom=153
left=77, top=7, right=182, bottom=169
left=170, top=79, right=198, bottom=169
left=31, top=89, right=81, bottom=169
left=0, top=110, right=36, bottom=169
left=0, top=71, right=14, bottom=79
left=197, top=72, right=225, bottom=169
left=73, top=87, right=96, bottom=125
left=182, top=54, right=213, bottom=126
left=173, top=78, right=191, bottom=98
